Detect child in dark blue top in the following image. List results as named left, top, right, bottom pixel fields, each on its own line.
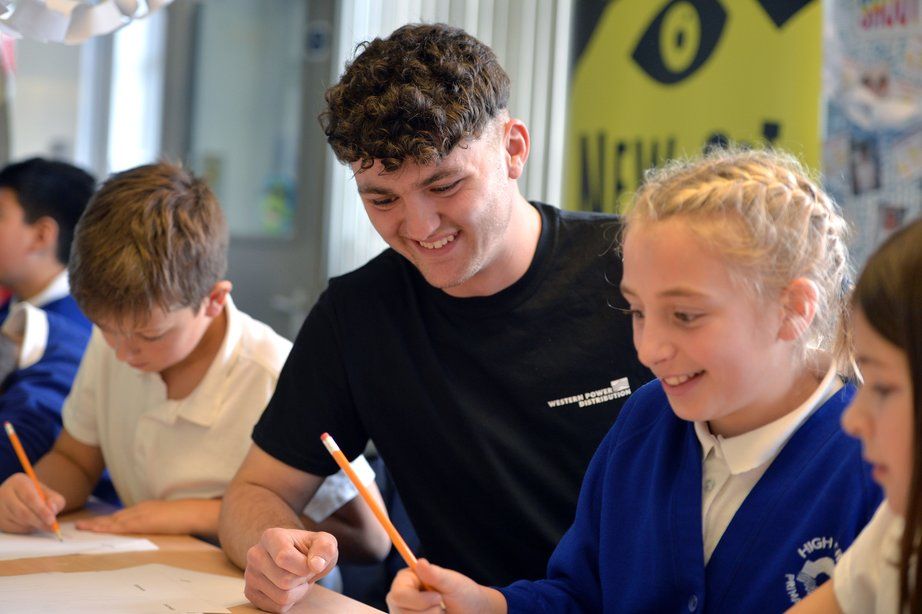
left=0, top=306, right=88, bottom=479
left=387, top=149, right=882, bottom=614
left=0, top=158, right=95, bottom=481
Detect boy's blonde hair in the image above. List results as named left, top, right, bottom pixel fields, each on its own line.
left=69, top=162, right=228, bottom=324
left=626, top=148, right=852, bottom=371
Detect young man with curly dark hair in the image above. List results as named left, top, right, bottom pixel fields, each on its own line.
left=220, top=23, right=651, bottom=613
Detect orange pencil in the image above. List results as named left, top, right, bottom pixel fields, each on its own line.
left=4, top=421, right=63, bottom=541
left=321, top=432, right=441, bottom=599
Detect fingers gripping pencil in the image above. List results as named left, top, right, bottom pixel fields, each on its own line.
left=4, top=421, right=63, bottom=541
left=321, top=433, right=445, bottom=607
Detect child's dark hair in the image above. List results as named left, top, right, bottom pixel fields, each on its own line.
left=0, top=158, right=95, bottom=264
left=320, top=23, right=510, bottom=173
left=852, top=219, right=922, bottom=613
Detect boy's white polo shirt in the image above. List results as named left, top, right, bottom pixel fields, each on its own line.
left=63, top=297, right=292, bottom=507
left=694, top=364, right=840, bottom=563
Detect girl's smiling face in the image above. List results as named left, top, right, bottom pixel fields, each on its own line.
left=841, top=308, right=914, bottom=515
left=621, top=219, right=817, bottom=437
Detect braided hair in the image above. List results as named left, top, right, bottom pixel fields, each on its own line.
left=625, top=147, right=853, bottom=374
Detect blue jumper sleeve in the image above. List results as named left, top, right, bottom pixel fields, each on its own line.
left=0, top=313, right=89, bottom=479
left=498, top=418, right=618, bottom=613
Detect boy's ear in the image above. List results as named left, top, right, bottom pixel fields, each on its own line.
left=203, top=280, right=232, bottom=318
left=778, top=278, right=818, bottom=342
left=29, top=216, right=59, bottom=257
left=503, top=118, right=530, bottom=180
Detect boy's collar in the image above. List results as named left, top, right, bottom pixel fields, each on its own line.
left=0, top=302, right=49, bottom=370
left=173, top=295, right=243, bottom=427
left=14, top=269, right=70, bottom=309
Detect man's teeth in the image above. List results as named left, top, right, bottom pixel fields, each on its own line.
left=419, top=234, right=455, bottom=249
left=663, top=372, right=701, bottom=386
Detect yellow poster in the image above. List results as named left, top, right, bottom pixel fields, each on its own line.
left=566, top=0, right=821, bottom=212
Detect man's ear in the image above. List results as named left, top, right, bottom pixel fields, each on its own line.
left=778, top=278, right=819, bottom=342
left=503, top=118, right=530, bottom=180
left=203, top=280, right=233, bottom=317
left=29, top=216, right=60, bottom=258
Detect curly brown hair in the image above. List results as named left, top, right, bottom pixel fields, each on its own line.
left=320, top=23, right=510, bottom=172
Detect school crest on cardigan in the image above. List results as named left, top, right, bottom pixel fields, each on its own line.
left=784, top=535, right=843, bottom=604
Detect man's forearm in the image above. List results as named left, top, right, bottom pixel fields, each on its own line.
left=219, top=480, right=306, bottom=568
left=300, top=511, right=391, bottom=564
left=298, top=484, right=392, bottom=564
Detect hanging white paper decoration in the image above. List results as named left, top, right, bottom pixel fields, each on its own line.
left=0, top=0, right=174, bottom=45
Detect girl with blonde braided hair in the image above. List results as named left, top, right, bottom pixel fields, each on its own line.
left=387, top=148, right=882, bottom=614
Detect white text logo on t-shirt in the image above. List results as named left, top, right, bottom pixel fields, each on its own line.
left=784, top=535, right=843, bottom=604
left=546, top=377, right=632, bottom=409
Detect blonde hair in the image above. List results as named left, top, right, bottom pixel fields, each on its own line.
left=69, top=161, right=228, bottom=324
left=625, top=148, right=852, bottom=371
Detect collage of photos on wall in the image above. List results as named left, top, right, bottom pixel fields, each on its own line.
left=824, top=0, right=922, bottom=266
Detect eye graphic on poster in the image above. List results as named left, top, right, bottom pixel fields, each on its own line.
left=567, top=0, right=821, bottom=213
left=823, top=0, right=922, bottom=267
left=631, top=0, right=726, bottom=84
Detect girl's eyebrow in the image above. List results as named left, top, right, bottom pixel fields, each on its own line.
left=657, top=288, right=709, bottom=299
left=620, top=285, right=710, bottom=299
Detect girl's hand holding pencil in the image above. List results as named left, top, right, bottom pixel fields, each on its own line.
left=321, top=433, right=506, bottom=613
left=387, top=558, right=508, bottom=613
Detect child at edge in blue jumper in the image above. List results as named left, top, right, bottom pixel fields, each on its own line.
left=789, top=218, right=922, bottom=613
left=386, top=148, right=883, bottom=613
left=0, top=159, right=96, bottom=480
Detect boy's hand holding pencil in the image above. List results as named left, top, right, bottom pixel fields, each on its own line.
left=0, top=423, right=65, bottom=537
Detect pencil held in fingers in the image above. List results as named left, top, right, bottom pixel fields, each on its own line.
left=4, top=421, right=63, bottom=540
left=320, top=433, right=419, bottom=565
left=320, top=432, right=440, bottom=601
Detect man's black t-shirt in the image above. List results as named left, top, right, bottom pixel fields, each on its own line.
left=253, top=202, right=653, bottom=586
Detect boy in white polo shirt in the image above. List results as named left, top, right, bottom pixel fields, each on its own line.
left=0, top=163, right=386, bottom=549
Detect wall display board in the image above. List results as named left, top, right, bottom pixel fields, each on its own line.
left=566, top=0, right=822, bottom=212
left=823, top=0, right=922, bottom=266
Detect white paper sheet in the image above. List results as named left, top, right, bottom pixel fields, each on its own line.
left=0, top=521, right=158, bottom=560
left=0, top=563, right=246, bottom=613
